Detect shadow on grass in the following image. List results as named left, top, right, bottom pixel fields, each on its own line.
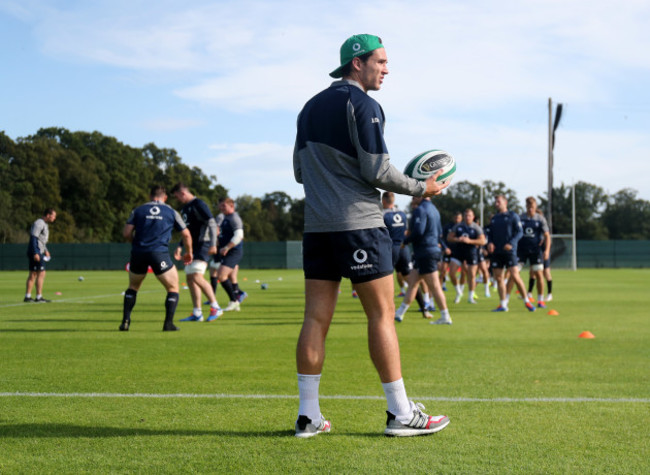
left=0, top=422, right=296, bottom=438
left=0, top=328, right=118, bottom=333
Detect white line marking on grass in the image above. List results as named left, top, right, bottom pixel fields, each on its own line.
left=0, top=291, right=160, bottom=309
left=1, top=392, right=648, bottom=403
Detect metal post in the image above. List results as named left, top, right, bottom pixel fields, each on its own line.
left=572, top=183, right=577, bottom=271
left=548, top=97, right=554, bottom=235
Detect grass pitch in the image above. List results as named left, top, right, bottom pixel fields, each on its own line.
left=0, top=268, right=648, bottom=473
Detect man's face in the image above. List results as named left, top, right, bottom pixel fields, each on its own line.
left=526, top=201, right=537, bottom=216
left=464, top=210, right=474, bottom=224
left=173, top=190, right=190, bottom=204
left=220, top=201, right=234, bottom=215
left=357, top=48, right=389, bottom=91
left=454, top=213, right=462, bottom=224
left=495, top=196, right=507, bottom=213
left=45, top=211, right=56, bottom=223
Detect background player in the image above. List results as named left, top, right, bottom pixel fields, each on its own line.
left=171, top=183, right=223, bottom=323
left=214, top=197, right=246, bottom=311
left=487, top=195, right=536, bottom=313
left=447, top=208, right=486, bottom=304
left=120, top=186, right=192, bottom=332
left=517, top=196, right=551, bottom=308
left=25, top=208, right=57, bottom=303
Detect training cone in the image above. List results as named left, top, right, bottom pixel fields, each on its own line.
left=578, top=331, right=595, bottom=339
left=547, top=309, right=559, bottom=316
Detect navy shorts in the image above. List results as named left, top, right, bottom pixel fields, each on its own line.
left=543, top=257, right=551, bottom=269
left=303, top=228, right=393, bottom=284
left=490, top=252, right=519, bottom=269
left=518, top=250, right=544, bottom=266
left=28, top=254, right=46, bottom=272
left=130, top=251, right=175, bottom=276
left=458, top=247, right=479, bottom=266
left=392, top=245, right=412, bottom=276
left=413, top=253, right=442, bottom=275
left=215, top=245, right=243, bottom=269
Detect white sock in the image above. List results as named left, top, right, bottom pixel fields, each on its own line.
left=25, top=293, right=31, bottom=298
left=424, top=292, right=430, bottom=302
left=297, top=373, right=321, bottom=421
left=455, top=285, right=462, bottom=294
left=36, top=294, right=42, bottom=299
left=210, top=301, right=220, bottom=308
left=440, top=309, right=450, bottom=319
left=460, top=284, right=465, bottom=293
left=382, top=378, right=411, bottom=420
left=396, top=302, right=410, bottom=318
left=193, top=307, right=202, bottom=317
left=537, top=294, right=544, bottom=303
left=500, top=300, right=508, bottom=308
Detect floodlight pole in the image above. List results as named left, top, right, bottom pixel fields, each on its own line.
left=478, top=185, right=485, bottom=228
left=572, top=183, right=577, bottom=271
left=547, top=98, right=554, bottom=234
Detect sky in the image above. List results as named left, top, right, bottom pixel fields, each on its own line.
left=2, top=0, right=649, bottom=212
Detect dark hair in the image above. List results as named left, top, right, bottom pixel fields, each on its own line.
left=382, top=191, right=395, bottom=203
left=150, top=185, right=167, bottom=199
left=170, top=182, right=188, bottom=194
left=43, top=208, right=56, bottom=217
left=340, top=50, right=375, bottom=78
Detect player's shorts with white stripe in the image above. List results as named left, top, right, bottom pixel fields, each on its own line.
left=130, top=251, right=174, bottom=275
left=303, top=228, right=393, bottom=284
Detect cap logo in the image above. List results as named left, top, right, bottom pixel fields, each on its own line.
left=352, top=43, right=361, bottom=52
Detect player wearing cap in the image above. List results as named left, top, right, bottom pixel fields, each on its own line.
left=293, top=34, right=450, bottom=438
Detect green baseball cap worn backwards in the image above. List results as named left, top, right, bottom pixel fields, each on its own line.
left=329, top=34, right=384, bottom=78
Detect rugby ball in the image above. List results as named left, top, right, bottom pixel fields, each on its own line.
left=404, top=149, right=456, bottom=184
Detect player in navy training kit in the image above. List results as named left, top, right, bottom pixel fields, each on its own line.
left=395, top=197, right=452, bottom=325
left=447, top=208, right=486, bottom=304
left=120, top=186, right=193, bottom=332
left=293, top=34, right=450, bottom=438
left=382, top=192, right=412, bottom=293
left=171, top=183, right=223, bottom=323
left=516, top=196, right=551, bottom=308
left=486, top=195, right=536, bottom=313
left=214, top=197, right=246, bottom=311
left=442, top=212, right=464, bottom=302
left=24, top=208, right=57, bottom=303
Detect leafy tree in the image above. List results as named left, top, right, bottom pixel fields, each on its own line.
left=235, top=195, right=277, bottom=241
left=601, top=189, right=650, bottom=239
left=538, top=181, right=608, bottom=239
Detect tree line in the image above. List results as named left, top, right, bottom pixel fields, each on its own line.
left=1, top=128, right=648, bottom=244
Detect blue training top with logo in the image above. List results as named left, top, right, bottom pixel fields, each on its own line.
left=293, top=79, right=425, bottom=233
left=383, top=209, right=408, bottom=245
left=451, top=221, right=484, bottom=257
left=404, top=199, right=443, bottom=259
left=127, top=201, right=186, bottom=253
left=488, top=211, right=523, bottom=255
left=180, top=198, right=217, bottom=262
left=518, top=212, right=549, bottom=254
left=218, top=211, right=244, bottom=250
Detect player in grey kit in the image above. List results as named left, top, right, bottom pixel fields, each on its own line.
left=25, top=208, right=57, bottom=303
left=293, top=33, right=450, bottom=438
left=120, top=186, right=193, bottom=332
